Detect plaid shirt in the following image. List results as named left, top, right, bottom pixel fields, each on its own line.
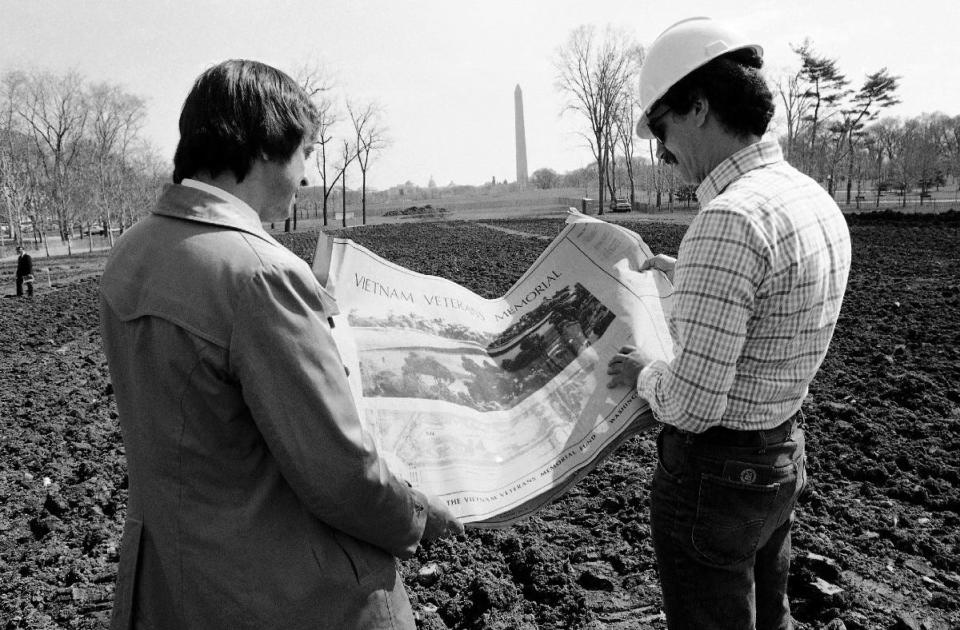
left=638, top=139, right=851, bottom=433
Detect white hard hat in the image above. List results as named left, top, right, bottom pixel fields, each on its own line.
left=636, top=17, right=763, bottom=139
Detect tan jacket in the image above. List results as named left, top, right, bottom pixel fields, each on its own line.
left=100, top=184, right=427, bottom=629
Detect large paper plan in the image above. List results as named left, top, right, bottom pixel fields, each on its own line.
left=313, top=213, right=675, bottom=526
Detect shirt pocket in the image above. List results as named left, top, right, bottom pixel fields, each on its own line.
left=110, top=517, right=143, bottom=630
left=691, top=467, right=780, bottom=568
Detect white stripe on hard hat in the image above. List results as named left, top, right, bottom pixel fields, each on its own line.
left=636, top=17, right=762, bottom=140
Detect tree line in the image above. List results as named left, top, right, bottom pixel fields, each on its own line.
left=5, top=40, right=955, bottom=246
left=0, top=69, right=166, bottom=253
left=545, top=27, right=959, bottom=213
left=770, top=42, right=960, bottom=208
left=0, top=63, right=392, bottom=253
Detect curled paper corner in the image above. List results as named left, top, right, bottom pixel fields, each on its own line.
left=565, top=207, right=598, bottom=224
left=317, top=284, right=340, bottom=317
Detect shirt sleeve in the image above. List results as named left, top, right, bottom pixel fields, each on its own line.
left=229, top=259, right=428, bottom=558
left=637, top=206, right=769, bottom=433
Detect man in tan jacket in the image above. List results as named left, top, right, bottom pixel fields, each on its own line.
left=99, top=59, right=462, bottom=630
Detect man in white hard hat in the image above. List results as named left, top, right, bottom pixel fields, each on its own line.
left=607, top=17, right=851, bottom=629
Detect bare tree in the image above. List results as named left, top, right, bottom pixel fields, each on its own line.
left=773, top=66, right=812, bottom=164
left=87, top=82, right=146, bottom=245
left=348, top=101, right=387, bottom=225
left=338, top=138, right=357, bottom=228
left=920, top=112, right=960, bottom=200
left=615, top=91, right=640, bottom=209
left=555, top=25, right=640, bottom=215
left=71, top=154, right=101, bottom=251
left=294, top=62, right=340, bottom=226
left=870, top=118, right=908, bottom=205
left=121, top=143, right=167, bottom=225
left=18, top=70, right=90, bottom=254
left=315, top=100, right=342, bottom=226
left=904, top=115, right=942, bottom=204
left=603, top=118, right=617, bottom=203
left=943, top=115, right=960, bottom=195
left=647, top=139, right=663, bottom=208
left=0, top=70, right=34, bottom=247
left=823, top=115, right=854, bottom=197
left=847, top=142, right=872, bottom=209
left=862, top=128, right=886, bottom=208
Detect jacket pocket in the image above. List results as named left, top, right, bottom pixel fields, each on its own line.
left=692, top=471, right=780, bottom=568
left=110, top=518, right=143, bottom=630
left=330, top=529, right=397, bottom=587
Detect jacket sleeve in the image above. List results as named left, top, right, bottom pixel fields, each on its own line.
left=228, top=258, right=428, bottom=558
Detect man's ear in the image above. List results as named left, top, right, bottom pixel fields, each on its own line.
left=692, top=94, right=710, bottom=129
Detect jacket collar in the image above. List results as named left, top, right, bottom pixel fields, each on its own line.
left=152, top=183, right=281, bottom=247
left=696, top=138, right=784, bottom=207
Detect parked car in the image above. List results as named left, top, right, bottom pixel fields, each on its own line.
left=82, top=226, right=121, bottom=238
left=608, top=197, right=631, bottom=212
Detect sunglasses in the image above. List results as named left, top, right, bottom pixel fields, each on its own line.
left=646, top=105, right=672, bottom=144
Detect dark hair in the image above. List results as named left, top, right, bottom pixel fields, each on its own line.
left=659, top=48, right=774, bottom=138
left=172, top=60, right=318, bottom=184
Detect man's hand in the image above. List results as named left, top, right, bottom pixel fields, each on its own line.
left=639, top=254, right=677, bottom=283
left=606, top=345, right=651, bottom=389
left=420, top=492, right=465, bottom=541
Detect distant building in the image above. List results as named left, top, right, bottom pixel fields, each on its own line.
left=514, top=85, right=528, bottom=189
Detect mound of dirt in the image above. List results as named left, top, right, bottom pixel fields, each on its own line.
left=384, top=204, right=450, bottom=218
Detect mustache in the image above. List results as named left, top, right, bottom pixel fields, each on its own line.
left=659, top=148, right=678, bottom=166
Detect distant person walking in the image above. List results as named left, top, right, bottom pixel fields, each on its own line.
left=15, top=245, right=33, bottom=297
left=99, top=59, right=462, bottom=630
left=606, top=17, right=852, bottom=629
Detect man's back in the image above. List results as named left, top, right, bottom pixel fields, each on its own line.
left=100, top=189, right=421, bottom=629
left=720, top=157, right=852, bottom=405
left=662, top=140, right=853, bottom=430
left=17, top=252, right=32, bottom=276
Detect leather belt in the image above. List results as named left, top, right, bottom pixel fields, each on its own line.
left=671, top=415, right=799, bottom=447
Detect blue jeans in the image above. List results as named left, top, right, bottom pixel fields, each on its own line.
left=650, top=420, right=806, bottom=630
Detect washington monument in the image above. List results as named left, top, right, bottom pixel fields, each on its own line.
left=514, top=84, right=528, bottom=189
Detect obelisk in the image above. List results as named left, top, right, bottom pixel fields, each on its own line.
left=514, top=84, right=528, bottom=189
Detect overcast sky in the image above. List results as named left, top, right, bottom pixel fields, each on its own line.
left=2, top=0, right=957, bottom=190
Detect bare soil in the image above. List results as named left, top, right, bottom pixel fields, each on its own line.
left=1, top=213, right=957, bottom=629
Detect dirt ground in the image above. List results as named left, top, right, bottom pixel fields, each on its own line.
left=0, top=212, right=957, bottom=629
